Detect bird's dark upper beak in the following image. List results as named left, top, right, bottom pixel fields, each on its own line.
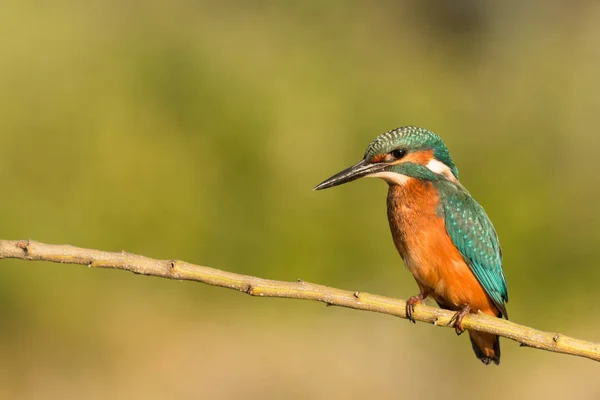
left=314, top=159, right=387, bottom=190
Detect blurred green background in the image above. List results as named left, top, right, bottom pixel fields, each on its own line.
left=0, top=1, right=599, bottom=398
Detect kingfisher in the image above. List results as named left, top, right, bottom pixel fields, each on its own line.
left=314, top=126, right=508, bottom=365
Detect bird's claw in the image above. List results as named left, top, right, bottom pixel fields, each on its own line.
left=449, top=305, right=471, bottom=335
left=406, top=303, right=416, bottom=324
left=405, top=294, right=425, bottom=324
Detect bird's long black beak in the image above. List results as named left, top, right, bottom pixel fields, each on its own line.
left=314, top=159, right=386, bottom=190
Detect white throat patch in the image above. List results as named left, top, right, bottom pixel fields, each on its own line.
left=426, top=159, right=458, bottom=182
left=368, top=171, right=411, bottom=185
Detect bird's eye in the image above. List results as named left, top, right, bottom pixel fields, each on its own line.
left=390, top=148, right=407, bottom=159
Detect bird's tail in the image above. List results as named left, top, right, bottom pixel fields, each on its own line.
left=469, top=330, right=500, bottom=365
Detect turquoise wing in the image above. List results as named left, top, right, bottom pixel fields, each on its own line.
left=438, top=182, right=509, bottom=318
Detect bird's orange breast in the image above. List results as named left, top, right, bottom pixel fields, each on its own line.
left=387, top=181, right=499, bottom=316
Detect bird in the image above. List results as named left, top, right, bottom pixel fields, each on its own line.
left=314, top=126, right=508, bottom=365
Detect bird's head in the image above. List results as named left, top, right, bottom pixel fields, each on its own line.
left=314, top=126, right=459, bottom=190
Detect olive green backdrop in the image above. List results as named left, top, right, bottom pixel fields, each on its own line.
left=0, top=1, right=599, bottom=398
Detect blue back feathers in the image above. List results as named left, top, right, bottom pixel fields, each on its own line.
left=436, top=180, right=509, bottom=318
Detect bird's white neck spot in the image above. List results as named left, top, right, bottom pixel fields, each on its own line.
left=426, top=159, right=458, bottom=182
left=368, top=171, right=411, bottom=186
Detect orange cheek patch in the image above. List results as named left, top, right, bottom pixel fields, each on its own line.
left=390, top=149, right=435, bottom=166
left=371, top=154, right=388, bottom=163
left=372, top=149, right=435, bottom=165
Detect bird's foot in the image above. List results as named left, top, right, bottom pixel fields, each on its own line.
left=449, top=304, right=471, bottom=335
left=406, top=294, right=426, bottom=324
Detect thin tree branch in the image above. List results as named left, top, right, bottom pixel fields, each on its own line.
left=0, top=239, right=598, bottom=362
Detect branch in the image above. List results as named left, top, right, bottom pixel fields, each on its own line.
left=0, top=240, right=598, bottom=362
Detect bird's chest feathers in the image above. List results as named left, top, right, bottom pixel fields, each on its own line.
left=387, top=181, right=441, bottom=257
left=386, top=181, right=464, bottom=285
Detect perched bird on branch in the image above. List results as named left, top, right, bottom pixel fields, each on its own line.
left=314, top=126, right=508, bottom=365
